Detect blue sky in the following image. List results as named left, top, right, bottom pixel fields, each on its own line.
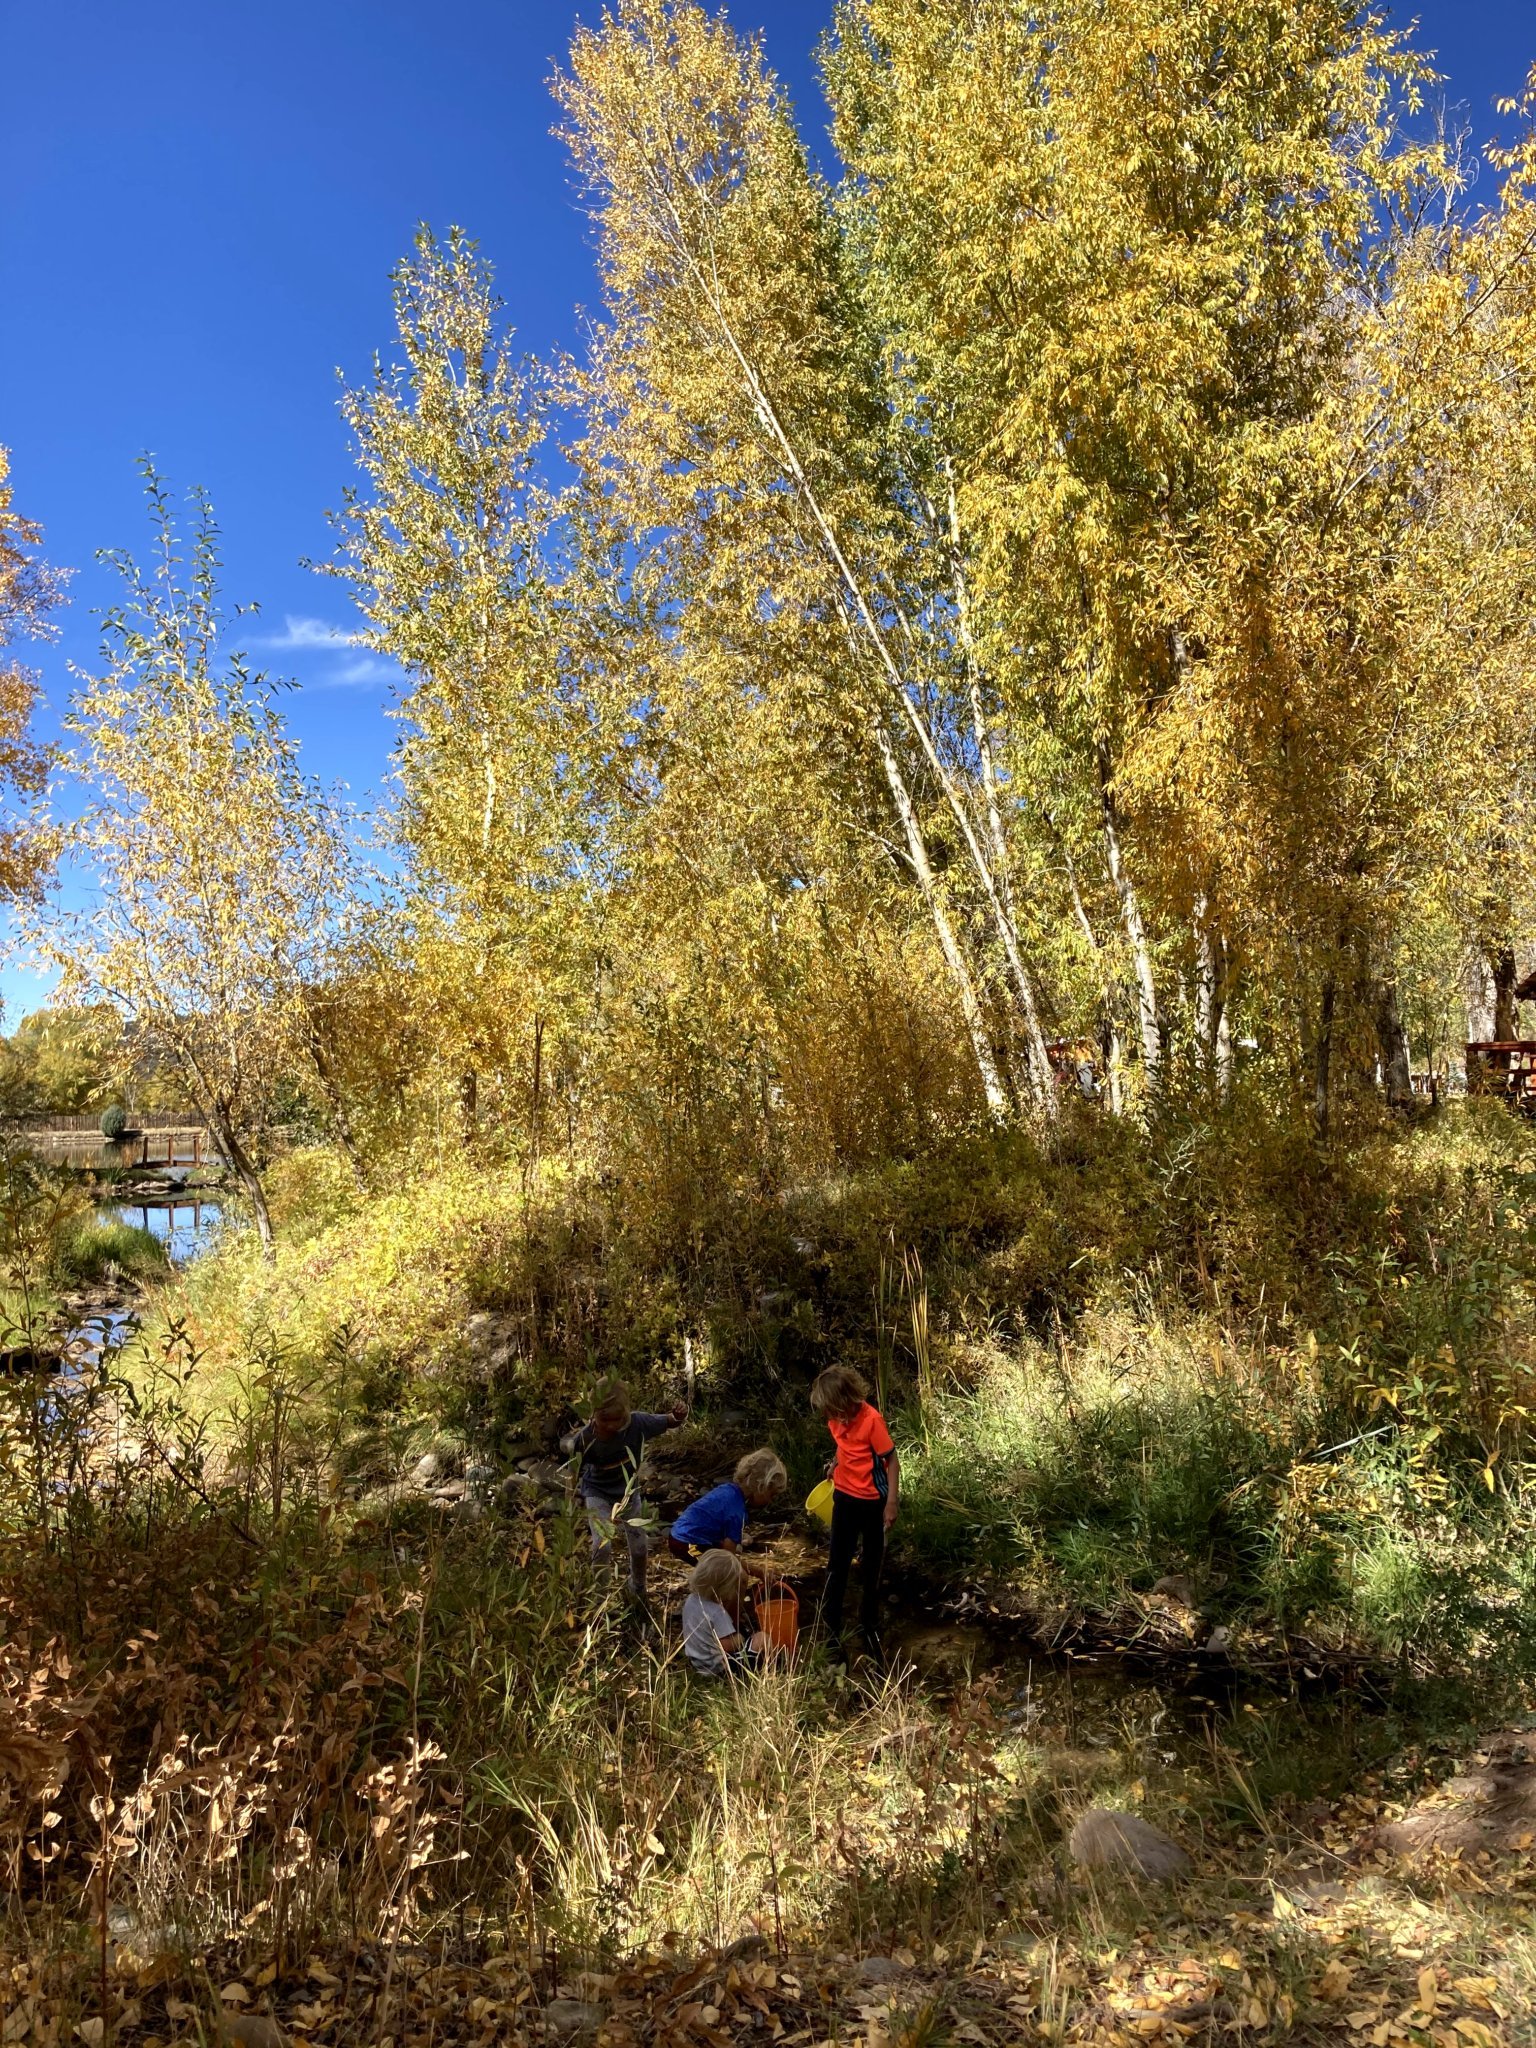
left=2, top=0, right=1533, bottom=1020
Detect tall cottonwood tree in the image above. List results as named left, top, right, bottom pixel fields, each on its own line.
left=557, top=0, right=1058, bottom=1120
left=822, top=0, right=1442, bottom=1109
left=44, top=472, right=353, bottom=1253
left=330, top=231, right=628, bottom=1146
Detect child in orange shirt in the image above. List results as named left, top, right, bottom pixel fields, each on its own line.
left=811, top=1364, right=899, bottom=1659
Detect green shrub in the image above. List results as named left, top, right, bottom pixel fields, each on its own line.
left=58, top=1216, right=168, bottom=1283
left=99, top=1104, right=129, bottom=1142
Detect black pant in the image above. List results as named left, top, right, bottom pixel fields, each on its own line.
left=822, top=1490, right=885, bottom=1640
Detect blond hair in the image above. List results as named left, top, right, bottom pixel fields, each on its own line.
left=690, top=1548, right=744, bottom=1604
left=734, top=1448, right=787, bottom=1498
left=810, top=1365, right=869, bottom=1420
left=592, top=1382, right=631, bottom=1429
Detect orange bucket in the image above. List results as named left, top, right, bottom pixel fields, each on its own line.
left=755, top=1584, right=799, bottom=1657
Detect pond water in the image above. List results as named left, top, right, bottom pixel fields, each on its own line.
left=105, top=1193, right=227, bottom=1264
left=51, top=1195, right=229, bottom=1380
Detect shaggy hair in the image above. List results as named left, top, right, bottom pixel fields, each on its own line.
left=734, top=1448, right=788, bottom=1498
left=689, top=1548, right=745, bottom=1604
left=592, top=1383, right=632, bottom=1429
left=810, top=1365, right=870, bottom=1420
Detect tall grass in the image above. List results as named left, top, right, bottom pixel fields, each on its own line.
left=896, top=1307, right=1536, bottom=1669
left=0, top=1333, right=1043, bottom=1968
left=57, top=1215, right=168, bottom=1284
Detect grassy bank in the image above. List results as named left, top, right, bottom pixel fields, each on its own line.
left=145, top=1104, right=1536, bottom=1670
left=6, top=1107, right=1536, bottom=2038
left=3, top=1388, right=1533, bottom=2042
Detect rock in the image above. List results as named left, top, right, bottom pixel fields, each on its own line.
left=411, top=1451, right=445, bottom=1487
left=465, top=1311, right=523, bottom=1375
left=466, top=1309, right=520, bottom=1352
left=354, top=1482, right=419, bottom=1519
left=1068, top=1809, right=1191, bottom=1882
left=541, top=2001, right=604, bottom=2036
left=221, top=2018, right=287, bottom=2048
left=1202, top=1625, right=1233, bottom=1655
left=465, top=1461, right=498, bottom=1488
left=718, top=1934, right=769, bottom=1963
left=896, top=1625, right=992, bottom=1683
left=856, top=1958, right=909, bottom=1986
left=431, top=1479, right=468, bottom=1502
left=1367, top=1729, right=1536, bottom=1861
left=517, top=1459, right=567, bottom=1493
left=0, top=1344, right=53, bottom=1375
left=454, top=1497, right=487, bottom=1523
left=1150, top=1574, right=1197, bottom=1610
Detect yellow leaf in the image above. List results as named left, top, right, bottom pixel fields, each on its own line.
left=1418, top=1967, right=1440, bottom=2014
left=1451, top=1978, right=1498, bottom=2009
left=1451, top=2023, right=1503, bottom=2048
left=1318, top=1961, right=1353, bottom=2002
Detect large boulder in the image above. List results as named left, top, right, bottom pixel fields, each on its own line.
left=1068, top=1808, right=1192, bottom=1882
left=465, top=1310, right=523, bottom=1377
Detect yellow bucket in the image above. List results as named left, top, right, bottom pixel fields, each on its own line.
left=805, top=1479, right=835, bottom=1529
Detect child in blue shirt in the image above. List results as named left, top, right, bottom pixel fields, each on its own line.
left=668, top=1448, right=787, bottom=1564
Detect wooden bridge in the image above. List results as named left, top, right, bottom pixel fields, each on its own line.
left=15, top=1115, right=217, bottom=1168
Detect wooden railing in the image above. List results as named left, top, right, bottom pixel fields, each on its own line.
left=17, top=1119, right=216, bottom=1166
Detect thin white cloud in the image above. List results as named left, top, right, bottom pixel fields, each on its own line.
left=321, top=655, right=396, bottom=689
left=251, top=615, right=398, bottom=689
left=260, top=615, right=366, bottom=651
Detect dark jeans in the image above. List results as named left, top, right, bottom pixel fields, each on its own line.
left=822, top=1489, right=885, bottom=1641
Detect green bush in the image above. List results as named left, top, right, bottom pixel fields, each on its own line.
left=99, top=1104, right=129, bottom=1142
left=58, top=1216, right=168, bottom=1284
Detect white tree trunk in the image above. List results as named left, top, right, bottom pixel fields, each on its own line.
left=1059, top=828, right=1125, bottom=1116
left=651, top=198, right=1055, bottom=1117
left=1097, top=745, right=1161, bottom=1092
left=869, top=713, right=1010, bottom=1120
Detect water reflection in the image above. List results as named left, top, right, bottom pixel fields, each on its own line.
left=30, top=1133, right=210, bottom=1170
left=104, top=1196, right=226, bottom=1263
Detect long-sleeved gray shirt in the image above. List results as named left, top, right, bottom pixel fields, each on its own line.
left=562, top=1411, right=679, bottom=1504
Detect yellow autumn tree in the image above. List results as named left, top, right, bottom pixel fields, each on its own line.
left=0, top=446, right=60, bottom=904
left=42, top=471, right=355, bottom=1252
